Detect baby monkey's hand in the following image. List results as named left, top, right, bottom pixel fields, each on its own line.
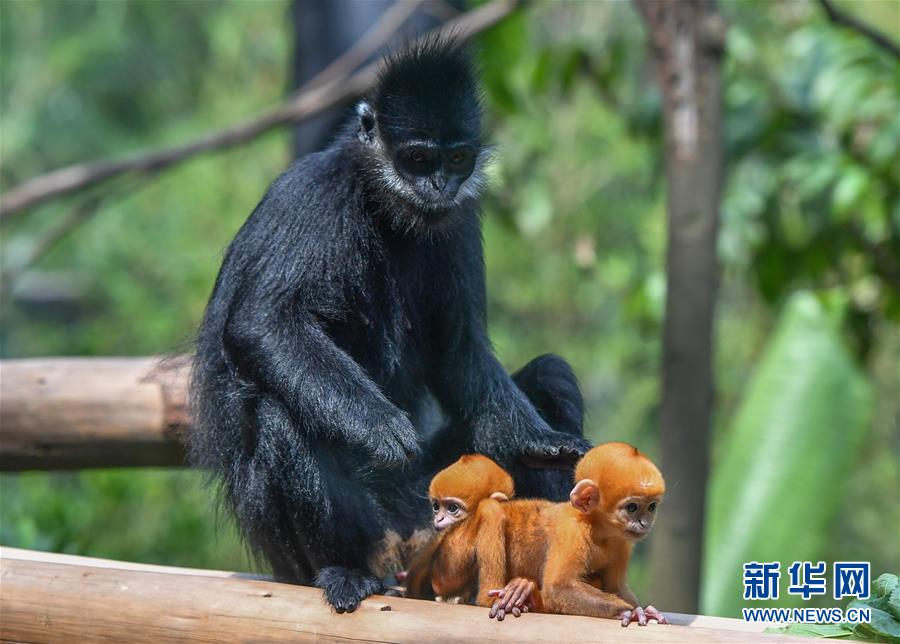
left=487, top=578, right=542, bottom=621
left=619, top=604, right=669, bottom=627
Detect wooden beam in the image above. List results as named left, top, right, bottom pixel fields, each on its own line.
left=0, top=356, right=189, bottom=470
left=0, top=548, right=803, bottom=642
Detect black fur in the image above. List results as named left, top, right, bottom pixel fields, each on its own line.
left=189, top=38, right=589, bottom=612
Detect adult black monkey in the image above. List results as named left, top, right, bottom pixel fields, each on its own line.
left=190, top=38, right=590, bottom=613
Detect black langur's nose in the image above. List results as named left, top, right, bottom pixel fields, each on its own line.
left=430, top=172, right=448, bottom=193
left=432, top=171, right=463, bottom=198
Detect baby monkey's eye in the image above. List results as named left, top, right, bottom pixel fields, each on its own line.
left=648, top=502, right=657, bottom=513
left=626, top=503, right=638, bottom=513
left=431, top=501, right=439, bottom=513
left=448, top=503, right=460, bottom=514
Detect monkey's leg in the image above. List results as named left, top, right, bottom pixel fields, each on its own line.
left=234, top=397, right=388, bottom=612
left=510, top=354, right=591, bottom=500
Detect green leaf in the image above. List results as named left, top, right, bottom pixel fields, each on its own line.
left=702, top=291, right=873, bottom=616
left=831, top=166, right=869, bottom=219
left=873, top=573, right=898, bottom=601
left=765, top=623, right=854, bottom=639
left=886, top=575, right=900, bottom=622
left=851, top=605, right=900, bottom=642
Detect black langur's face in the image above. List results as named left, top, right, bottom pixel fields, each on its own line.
left=359, top=39, right=487, bottom=223
left=393, top=139, right=478, bottom=205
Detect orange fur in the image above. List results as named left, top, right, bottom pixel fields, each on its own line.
left=487, top=442, right=666, bottom=621
left=406, top=455, right=514, bottom=605
left=428, top=454, right=515, bottom=508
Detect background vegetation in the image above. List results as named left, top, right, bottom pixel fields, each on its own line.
left=1, top=0, right=897, bottom=615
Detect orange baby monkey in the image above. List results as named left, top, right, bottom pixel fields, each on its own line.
left=405, top=454, right=514, bottom=605
left=487, top=442, right=668, bottom=627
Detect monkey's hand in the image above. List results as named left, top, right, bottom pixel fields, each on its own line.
left=514, top=398, right=589, bottom=468
left=519, top=431, right=590, bottom=469
left=619, top=605, right=669, bottom=627
left=487, top=578, right=542, bottom=621
left=475, top=411, right=588, bottom=469
left=359, top=412, right=420, bottom=468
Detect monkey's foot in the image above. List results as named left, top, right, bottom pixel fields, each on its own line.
left=619, top=605, right=669, bottom=627
left=314, top=566, right=385, bottom=613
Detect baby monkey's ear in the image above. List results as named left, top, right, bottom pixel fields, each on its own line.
left=569, top=479, right=600, bottom=513
left=489, top=492, right=510, bottom=502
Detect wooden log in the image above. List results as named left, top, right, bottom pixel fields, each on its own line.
left=0, top=356, right=189, bottom=470
left=0, top=548, right=805, bottom=643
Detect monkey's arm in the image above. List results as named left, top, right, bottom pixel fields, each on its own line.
left=405, top=538, right=440, bottom=600
left=541, top=539, right=632, bottom=618
left=472, top=501, right=509, bottom=607
left=599, top=566, right=669, bottom=627
left=544, top=578, right=633, bottom=618
left=430, top=231, right=588, bottom=464
left=618, top=584, right=639, bottom=607
left=224, top=299, right=418, bottom=466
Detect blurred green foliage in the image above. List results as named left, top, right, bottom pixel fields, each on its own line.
left=0, top=0, right=897, bottom=613
left=703, top=292, right=872, bottom=614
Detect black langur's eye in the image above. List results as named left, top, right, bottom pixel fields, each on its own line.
left=648, top=502, right=657, bottom=513
left=626, top=503, right=638, bottom=513
left=448, top=149, right=472, bottom=166
left=446, top=147, right=476, bottom=177
left=448, top=503, right=459, bottom=514
left=398, top=146, right=439, bottom=177
left=432, top=501, right=439, bottom=513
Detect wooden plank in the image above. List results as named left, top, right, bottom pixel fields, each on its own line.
left=0, top=548, right=770, bottom=631
left=0, top=548, right=811, bottom=642
left=0, top=356, right=189, bottom=470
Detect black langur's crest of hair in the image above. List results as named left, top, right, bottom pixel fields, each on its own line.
left=370, top=36, right=482, bottom=145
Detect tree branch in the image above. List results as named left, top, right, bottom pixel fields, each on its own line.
left=0, top=0, right=520, bottom=219
left=817, top=0, right=900, bottom=59
left=0, top=179, right=140, bottom=288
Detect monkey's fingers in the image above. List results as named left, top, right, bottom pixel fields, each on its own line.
left=620, top=610, right=633, bottom=627
left=493, top=595, right=516, bottom=615
left=487, top=589, right=504, bottom=598
left=519, top=435, right=589, bottom=468
left=511, top=606, right=522, bottom=618
left=644, top=605, right=669, bottom=624
left=508, top=580, right=533, bottom=609
left=634, top=606, right=648, bottom=626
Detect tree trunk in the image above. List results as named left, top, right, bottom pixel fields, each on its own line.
left=633, top=0, right=727, bottom=613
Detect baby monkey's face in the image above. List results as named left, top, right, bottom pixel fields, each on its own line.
left=612, top=495, right=662, bottom=541
left=431, top=497, right=469, bottom=531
